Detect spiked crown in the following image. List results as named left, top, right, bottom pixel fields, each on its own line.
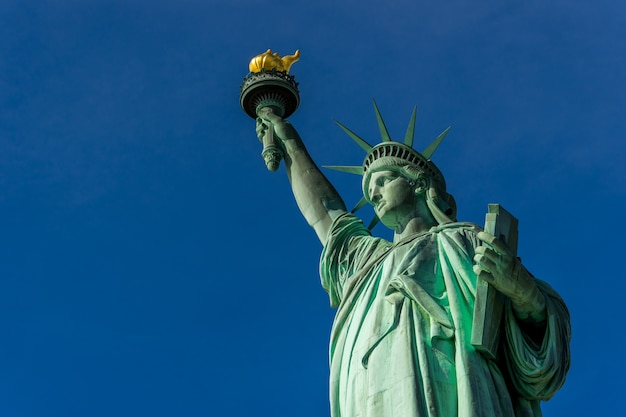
left=324, top=99, right=453, bottom=228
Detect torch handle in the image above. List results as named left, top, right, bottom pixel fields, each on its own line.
left=260, top=111, right=284, bottom=172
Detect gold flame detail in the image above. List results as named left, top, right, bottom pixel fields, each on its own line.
left=249, top=49, right=300, bottom=73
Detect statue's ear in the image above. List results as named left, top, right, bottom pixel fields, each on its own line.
left=414, top=176, right=429, bottom=195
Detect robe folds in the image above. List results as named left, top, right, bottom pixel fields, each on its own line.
left=320, top=213, right=570, bottom=417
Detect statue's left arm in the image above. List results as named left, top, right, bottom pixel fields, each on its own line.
left=504, top=279, right=571, bottom=400
left=472, top=231, right=547, bottom=322
left=473, top=231, right=571, bottom=400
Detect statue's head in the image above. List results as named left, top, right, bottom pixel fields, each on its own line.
left=361, top=142, right=456, bottom=225
left=325, top=100, right=456, bottom=228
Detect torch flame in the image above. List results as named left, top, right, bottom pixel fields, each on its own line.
left=249, top=49, right=300, bottom=73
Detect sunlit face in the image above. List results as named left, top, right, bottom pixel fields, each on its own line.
left=368, top=170, right=418, bottom=228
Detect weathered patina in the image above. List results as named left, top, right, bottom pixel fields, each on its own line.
left=246, top=51, right=571, bottom=417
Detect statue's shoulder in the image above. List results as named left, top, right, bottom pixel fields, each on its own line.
left=431, top=221, right=482, bottom=235
left=428, top=222, right=483, bottom=253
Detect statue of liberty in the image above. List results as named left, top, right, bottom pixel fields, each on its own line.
left=244, top=51, right=571, bottom=416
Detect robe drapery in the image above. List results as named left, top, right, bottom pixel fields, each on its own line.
left=320, top=213, right=570, bottom=417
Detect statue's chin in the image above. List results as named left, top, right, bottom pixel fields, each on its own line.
left=376, top=212, right=395, bottom=230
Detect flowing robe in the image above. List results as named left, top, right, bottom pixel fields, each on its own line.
left=320, top=213, right=570, bottom=417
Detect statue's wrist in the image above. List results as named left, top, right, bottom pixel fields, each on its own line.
left=511, top=289, right=546, bottom=322
left=283, top=138, right=307, bottom=154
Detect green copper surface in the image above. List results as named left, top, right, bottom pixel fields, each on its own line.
left=372, top=98, right=392, bottom=142
left=252, top=91, right=571, bottom=417
left=403, top=106, right=417, bottom=147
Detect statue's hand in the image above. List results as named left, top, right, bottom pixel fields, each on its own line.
left=255, top=107, right=300, bottom=145
left=473, top=231, right=546, bottom=321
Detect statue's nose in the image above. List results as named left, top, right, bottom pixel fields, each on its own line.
left=370, top=190, right=382, bottom=204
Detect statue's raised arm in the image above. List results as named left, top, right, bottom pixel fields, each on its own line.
left=256, top=108, right=347, bottom=245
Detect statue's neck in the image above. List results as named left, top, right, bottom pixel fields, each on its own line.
left=393, top=215, right=437, bottom=243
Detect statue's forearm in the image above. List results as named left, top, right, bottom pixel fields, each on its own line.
left=282, top=140, right=347, bottom=244
left=510, top=267, right=547, bottom=323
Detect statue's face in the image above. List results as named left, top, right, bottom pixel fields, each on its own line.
left=368, top=170, right=419, bottom=228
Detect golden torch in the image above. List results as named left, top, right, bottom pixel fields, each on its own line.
left=239, top=49, right=300, bottom=172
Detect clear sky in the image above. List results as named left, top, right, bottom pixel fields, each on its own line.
left=1, top=1, right=624, bottom=416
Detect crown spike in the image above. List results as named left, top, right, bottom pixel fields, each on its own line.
left=372, top=98, right=392, bottom=142
left=322, top=165, right=364, bottom=175
left=334, top=120, right=373, bottom=152
left=403, top=106, right=417, bottom=147
left=351, top=197, right=369, bottom=213
left=421, top=126, right=451, bottom=159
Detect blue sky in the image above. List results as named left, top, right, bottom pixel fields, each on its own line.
left=1, top=1, right=624, bottom=416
